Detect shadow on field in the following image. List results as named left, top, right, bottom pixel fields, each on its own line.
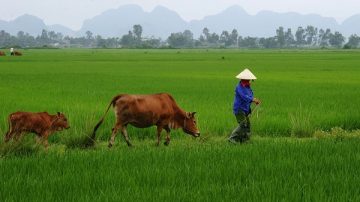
left=64, top=134, right=96, bottom=149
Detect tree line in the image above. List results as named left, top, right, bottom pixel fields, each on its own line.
left=1, top=25, right=360, bottom=49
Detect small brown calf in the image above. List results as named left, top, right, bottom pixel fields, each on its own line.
left=4, top=112, right=70, bottom=148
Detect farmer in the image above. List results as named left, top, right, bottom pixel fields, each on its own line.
left=10, top=48, right=14, bottom=56
left=228, top=68, right=260, bottom=143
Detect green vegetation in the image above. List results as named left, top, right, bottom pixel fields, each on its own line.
left=1, top=49, right=359, bottom=137
left=0, top=49, right=360, bottom=201
left=2, top=25, right=360, bottom=48
left=290, top=103, right=314, bottom=137
left=2, top=137, right=360, bottom=201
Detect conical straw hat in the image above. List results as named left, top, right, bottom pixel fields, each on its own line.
left=235, top=68, right=257, bottom=80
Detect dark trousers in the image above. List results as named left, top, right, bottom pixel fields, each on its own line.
left=229, top=112, right=250, bottom=143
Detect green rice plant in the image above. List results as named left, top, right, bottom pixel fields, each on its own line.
left=0, top=136, right=42, bottom=158
left=64, top=134, right=96, bottom=149
left=62, top=113, right=98, bottom=148
left=313, top=129, right=328, bottom=139
left=289, top=103, right=314, bottom=137
left=329, top=127, right=347, bottom=140
left=2, top=137, right=360, bottom=201
left=314, top=127, right=360, bottom=141
left=0, top=49, right=360, bottom=201
left=1, top=49, right=360, bottom=137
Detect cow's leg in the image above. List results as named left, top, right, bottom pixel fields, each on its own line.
left=35, top=135, right=42, bottom=145
left=109, top=122, right=121, bottom=148
left=120, top=126, right=132, bottom=147
left=43, top=138, right=49, bottom=149
left=164, top=126, right=171, bottom=146
left=14, top=132, right=25, bottom=142
left=42, top=132, right=50, bottom=149
left=4, top=131, right=10, bottom=142
left=4, top=130, right=15, bottom=143
left=156, top=126, right=163, bottom=146
left=4, top=120, right=15, bottom=142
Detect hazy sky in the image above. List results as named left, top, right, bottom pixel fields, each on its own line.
left=1, top=0, right=359, bottom=30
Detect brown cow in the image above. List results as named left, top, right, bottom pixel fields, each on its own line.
left=4, top=112, right=70, bottom=148
left=92, top=93, right=200, bottom=147
left=14, top=51, right=22, bottom=56
left=0, top=51, right=5, bottom=56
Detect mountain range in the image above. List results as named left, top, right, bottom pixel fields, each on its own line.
left=1, top=4, right=360, bottom=39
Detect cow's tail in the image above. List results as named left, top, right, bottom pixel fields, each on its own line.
left=90, top=96, right=120, bottom=141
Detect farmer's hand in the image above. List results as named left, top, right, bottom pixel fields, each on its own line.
left=253, top=98, right=261, bottom=105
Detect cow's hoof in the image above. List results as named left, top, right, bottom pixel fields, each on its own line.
left=108, top=143, right=113, bottom=148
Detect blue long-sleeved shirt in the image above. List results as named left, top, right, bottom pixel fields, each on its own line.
left=233, top=84, right=253, bottom=115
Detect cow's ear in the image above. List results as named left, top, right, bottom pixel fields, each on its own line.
left=191, top=112, right=197, bottom=117
left=57, top=112, right=61, bottom=116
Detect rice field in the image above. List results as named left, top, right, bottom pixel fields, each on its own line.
left=0, top=49, right=360, bottom=201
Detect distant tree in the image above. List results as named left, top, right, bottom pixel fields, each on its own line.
left=318, top=29, right=325, bottom=46
left=0, top=30, right=9, bottom=45
left=104, top=37, right=119, bottom=48
left=104, top=38, right=112, bottom=48
left=208, top=33, right=219, bottom=44
left=318, top=28, right=331, bottom=47
left=48, top=31, right=57, bottom=42
left=237, top=36, right=243, bottom=47
left=184, top=30, right=194, bottom=47
left=133, top=24, right=143, bottom=41
left=40, top=29, right=49, bottom=41
left=202, top=27, right=210, bottom=41
left=329, top=31, right=345, bottom=48
left=84, top=31, right=94, bottom=47
left=167, top=32, right=183, bottom=47
left=276, top=26, right=285, bottom=48
left=198, top=27, right=210, bottom=46
left=295, top=27, right=306, bottom=46
left=121, top=31, right=135, bottom=47
left=220, top=30, right=230, bottom=47
left=239, top=37, right=258, bottom=48
left=0, top=30, right=14, bottom=47
left=55, top=32, right=63, bottom=41
left=142, top=37, right=161, bottom=48
left=0, top=24, right=352, bottom=49
left=167, top=30, right=194, bottom=48
left=95, top=35, right=106, bottom=48
left=17, top=31, right=25, bottom=38
left=199, top=28, right=220, bottom=47
left=85, top=31, right=93, bottom=40
left=259, top=37, right=278, bottom=48
left=16, top=31, right=25, bottom=47
left=220, top=29, right=239, bottom=47
left=63, top=36, right=71, bottom=47
left=36, top=29, right=50, bottom=46
left=305, top=25, right=318, bottom=45
left=345, top=34, right=360, bottom=48
left=199, top=35, right=205, bottom=43
left=230, top=29, right=239, bottom=47
left=284, top=28, right=295, bottom=47
left=20, top=32, right=36, bottom=47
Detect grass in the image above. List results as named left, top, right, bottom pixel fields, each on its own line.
left=0, top=49, right=359, bottom=139
left=1, top=137, right=360, bottom=201
left=0, top=49, right=360, bottom=201
left=0, top=136, right=42, bottom=158
left=290, top=103, right=314, bottom=137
